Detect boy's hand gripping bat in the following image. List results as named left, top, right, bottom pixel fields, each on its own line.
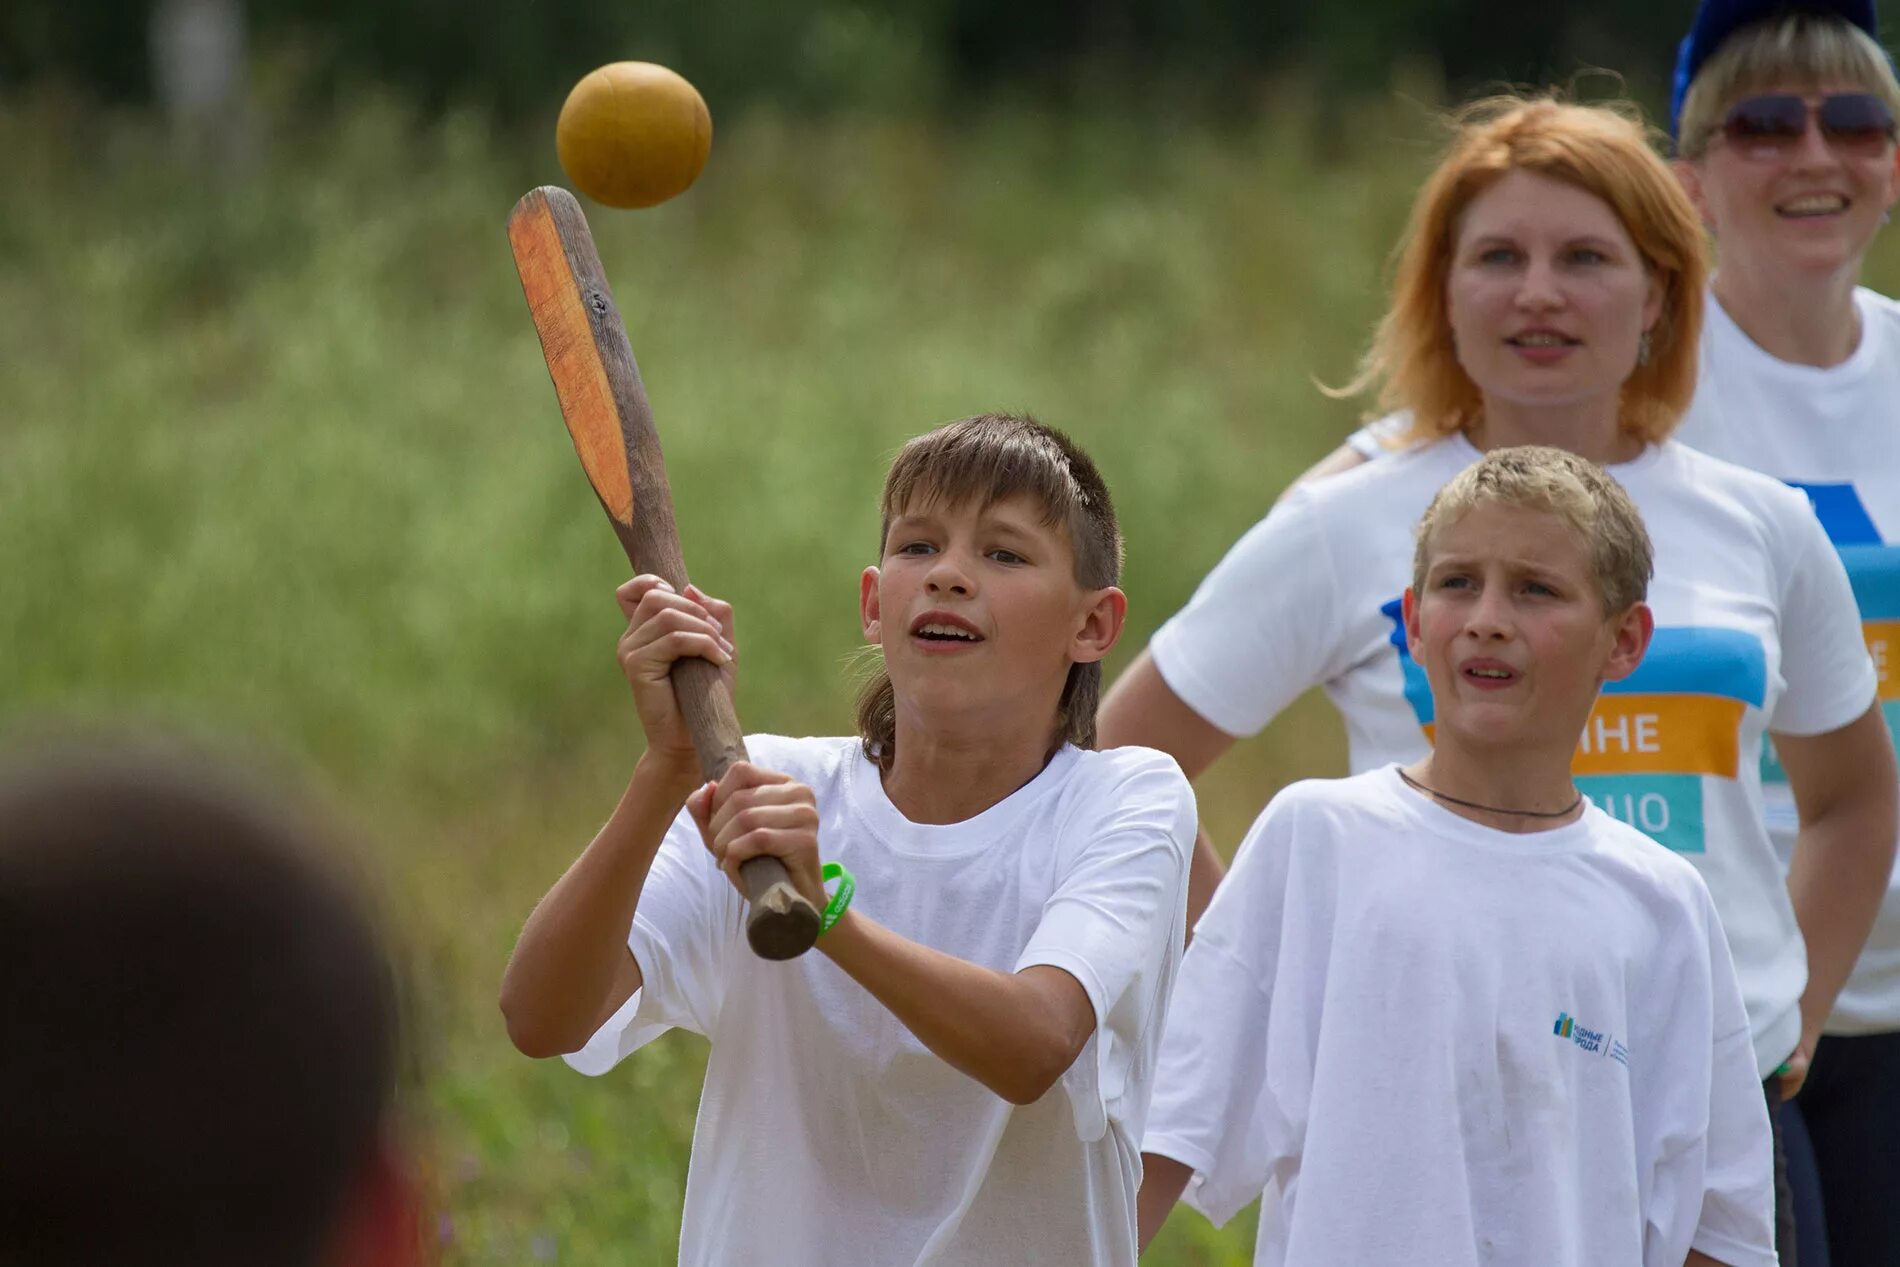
left=508, top=185, right=822, bottom=961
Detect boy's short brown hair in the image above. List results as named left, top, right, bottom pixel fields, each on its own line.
left=857, top=413, right=1123, bottom=768
left=1678, top=13, right=1900, bottom=160
left=1412, top=446, right=1654, bottom=616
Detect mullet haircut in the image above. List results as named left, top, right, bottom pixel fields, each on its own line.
left=1678, top=13, right=1900, bottom=159
left=856, top=413, right=1123, bottom=768
left=1413, top=445, right=1654, bottom=615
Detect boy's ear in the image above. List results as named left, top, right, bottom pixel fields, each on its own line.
left=1069, top=586, right=1128, bottom=665
left=859, top=567, right=883, bottom=645
left=1401, top=586, right=1423, bottom=658
left=1600, top=601, right=1655, bottom=684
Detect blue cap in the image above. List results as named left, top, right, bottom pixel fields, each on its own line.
left=1669, top=0, right=1881, bottom=137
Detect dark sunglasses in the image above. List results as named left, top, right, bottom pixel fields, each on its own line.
left=1715, top=93, right=1897, bottom=157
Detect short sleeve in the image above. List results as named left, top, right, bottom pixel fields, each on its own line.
left=562, top=807, right=741, bottom=1077
left=1344, top=426, right=1384, bottom=459
left=1344, top=412, right=1416, bottom=460
left=1771, top=494, right=1878, bottom=737
left=1141, top=801, right=1295, bottom=1227
left=1016, top=754, right=1195, bottom=1143
left=1688, top=892, right=1779, bottom=1267
left=1148, top=489, right=1346, bottom=737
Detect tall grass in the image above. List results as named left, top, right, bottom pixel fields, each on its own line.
left=12, top=84, right=1890, bottom=1263
left=1, top=89, right=1421, bottom=787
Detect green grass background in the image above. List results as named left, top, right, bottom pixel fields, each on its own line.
left=7, top=87, right=1895, bottom=1263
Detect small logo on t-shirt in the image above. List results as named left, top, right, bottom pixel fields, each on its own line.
left=1553, top=1012, right=1629, bottom=1068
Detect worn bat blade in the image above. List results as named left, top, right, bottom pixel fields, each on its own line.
left=507, top=186, right=652, bottom=536
left=508, top=185, right=822, bottom=962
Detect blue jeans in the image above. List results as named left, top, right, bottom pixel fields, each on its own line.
left=1767, top=1077, right=1798, bottom=1267
left=1783, top=1085, right=1826, bottom=1267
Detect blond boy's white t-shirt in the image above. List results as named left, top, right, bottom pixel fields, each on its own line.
left=1147, top=435, right=1876, bottom=1075
left=1676, top=285, right=1900, bottom=1034
left=564, top=734, right=1195, bottom=1267
left=1144, top=768, right=1777, bottom=1267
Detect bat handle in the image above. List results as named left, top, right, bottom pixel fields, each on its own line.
left=672, top=656, right=824, bottom=960
left=738, top=856, right=823, bottom=961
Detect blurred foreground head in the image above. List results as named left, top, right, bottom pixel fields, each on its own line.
left=0, top=741, right=416, bottom=1267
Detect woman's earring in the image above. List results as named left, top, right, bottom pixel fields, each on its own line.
left=1638, top=329, right=1653, bottom=367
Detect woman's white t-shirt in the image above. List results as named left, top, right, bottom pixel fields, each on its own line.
left=1144, top=767, right=1777, bottom=1267
left=565, top=734, right=1196, bottom=1267
left=1675, top=285, right=1900, bottom=1034
left=1148, top=436, right=1875, bottom=1075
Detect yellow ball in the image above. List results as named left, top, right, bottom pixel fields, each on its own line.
left=556, top=62, right=712, bottom=210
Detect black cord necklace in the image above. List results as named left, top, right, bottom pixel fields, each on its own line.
left=1397, top=766, right=1583, bottom=820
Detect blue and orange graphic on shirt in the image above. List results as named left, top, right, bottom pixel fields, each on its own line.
left=1840, top=542, right=1899, bottom=726
left=1383, top=599, right=1765, bottom=853
left=1767, top=483, right=1900, bottom=772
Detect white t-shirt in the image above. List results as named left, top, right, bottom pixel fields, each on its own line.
left=1675, top=285, right=1900, bottom=1034
left=564, top=734, right=1196, bottom=1267
left=1148, top=435, right=1876, bottom=1075
left=1144, top=768, right=1777, bottom=1267
left=1344, top=409, right=1416, bottom=458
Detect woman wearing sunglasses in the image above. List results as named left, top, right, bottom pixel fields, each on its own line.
left=1102, top=93, right=1896, bottom=1263
left=1667, top=3, right=1900, bottom=1264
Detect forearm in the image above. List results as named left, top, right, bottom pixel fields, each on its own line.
left=1137, top=1152, right=1193, bottom=1251
left=499, top=753, right=699, bottom=1056
left=1684, top=1251, right=1728, bottom=1266
left=1185, top=826, right=1226, bottom=936
left=1788, top=800, right=1897, bottom=1036
left=819, top=909, right=1093, bottom=1105
left=1777, top=707, right=1899, bottom=1043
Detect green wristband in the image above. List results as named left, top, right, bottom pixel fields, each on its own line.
left=819, top=861, right=856, bottom=936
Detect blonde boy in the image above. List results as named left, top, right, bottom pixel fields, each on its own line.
left=501, top=414, right=1194, bottom=1266
left=1138, top=447, right=1777, bottom=1267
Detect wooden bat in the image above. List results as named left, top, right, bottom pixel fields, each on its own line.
left=507, top=185, right=822, bottom=961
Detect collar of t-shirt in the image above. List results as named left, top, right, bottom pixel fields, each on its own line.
left=1438, top=431, right=1669, bottom=484
left=845, top=743, right=1082, bottom=859
left=1707, top=283, right=1886, bottom=388
left=1377, top=765, right=1607, bottom=857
